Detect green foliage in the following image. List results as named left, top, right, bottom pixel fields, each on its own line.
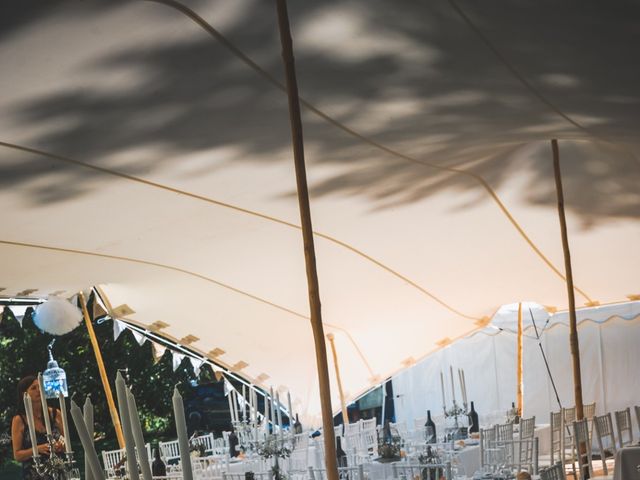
left=0, top=305, right=200, bottom=469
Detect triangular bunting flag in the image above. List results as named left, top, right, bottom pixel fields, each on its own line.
left=113, top=319, right=126, bottom=341
left=223, top=378, right=232, bottom=396
left=152, top=343, right=166, bottom=363
left=172, top=352, right=185, bottom=371
left=190, top=357, right=204, bottom=377
left=130, top=329, right=147, bottom=346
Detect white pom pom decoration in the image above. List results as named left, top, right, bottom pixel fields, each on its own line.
left=34, top=297, right=83, bottom=336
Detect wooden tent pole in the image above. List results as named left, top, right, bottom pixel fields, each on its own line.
left=516, top=302, right=523, bottom=416
left=274, top=1, right=338, bottom=478
left=78, top=291, right=125, bottom=448
left=327, top=334, right=349, bottom=425
left=551, top=139, right=584, bottom=421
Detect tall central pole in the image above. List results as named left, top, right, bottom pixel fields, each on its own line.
left=551, top=139, right=584, bottom=421
left=274, top=1, right=338, bottom=478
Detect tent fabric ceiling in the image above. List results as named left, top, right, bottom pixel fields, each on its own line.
left=1, top=0, right=639, bottom=420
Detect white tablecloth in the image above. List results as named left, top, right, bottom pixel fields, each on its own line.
left=613, top=446, right=640, bottom=480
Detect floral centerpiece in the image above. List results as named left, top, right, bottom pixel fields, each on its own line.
left=256, top=436, right=291, bottom=480
left=189, top=439, right=206, bottom=458
left=376, top=423, right=402, bottom=462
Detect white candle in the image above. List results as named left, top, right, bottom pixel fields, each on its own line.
left=231, top=389, right=239, bottom=423
left=127, top=389, right=153, bottom=480
left=252, top=389, right=257, bottom=423
left=115, top=371, right=139, bottom=480
left=37, top=373, right=52, bottom=437
left=287, top=392, right=293, bottom=429
left=449, top=366, right=456, bottom=404
left=172, top=387, right=193, bottom=480
left=58, top=392, right=72, bottom=454
left=440, top=371, right=446, bottom=410
left=263, top=391, right=269, bottom=433
left=276, top=392, right=283, bottom=437
left=23, top=394, right=38, bottom=459
left=70, top=400, right=105, bottom=480
left=462, top=370, right=468, bottom=404
left=269, top=387, right=276, bottom=435
left=242, top=385, right=247, bottom=422
left=227, top=384, right=235, bottom=423
left=83, top=396, right=94, bottom=480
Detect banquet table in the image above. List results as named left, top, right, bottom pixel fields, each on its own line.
left=613, top=446, right=640, bottom=480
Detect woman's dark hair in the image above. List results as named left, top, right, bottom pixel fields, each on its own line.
left=16, top=375, right=37, bottom=415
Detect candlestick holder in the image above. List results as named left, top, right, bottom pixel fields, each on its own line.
left=31, top=433, right=79, bottom=480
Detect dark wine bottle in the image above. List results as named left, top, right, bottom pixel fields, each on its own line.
left=335, top=436, right=348, bottom=468
left=151, top=448, right=166, bottom=477
left=468, top=401, right=479, bottom=433
left=293, top=413, right=303, bottom=434
left=424, top=410, right=436, bottom=444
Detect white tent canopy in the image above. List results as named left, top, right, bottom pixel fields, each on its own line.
left=1, top=0, right=638, bottom=422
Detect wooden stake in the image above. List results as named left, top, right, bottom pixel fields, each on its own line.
left=551, top=139, right=584, bottom=421
left=327, top=334, right=349, bottom=425
left=516, top=302, right=523, bottom=416
left=274, top=1, right=338, bottom=478
left=79, top=291, right=125, bottom=448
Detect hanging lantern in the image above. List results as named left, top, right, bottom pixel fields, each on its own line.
left=43, top=340, right=68, bottom=398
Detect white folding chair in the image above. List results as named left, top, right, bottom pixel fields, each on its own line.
left=191, top=432, right=215, bottom=456
left=518, top=416, right=536, bottom=472
left=159, top=439, right=181, bottom=464
left=101, top=448, right=125, bottom=478
left=614, top=407, right=633, bottom=448
left=593, top=413, right=616, bottom=476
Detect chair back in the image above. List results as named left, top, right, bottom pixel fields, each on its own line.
left=583, top=402, right=596, bottom=419
left=361, top=418, right=376, bottom=431
left=563, top=407, right=576, bottom=425
left=101, top=448, right=125, bottom=477
left=159, top=439, right=181, bottom=463
left=333, top=424, right=343, bottom=439
left=519, top=416, right=535, bottom=440
left=615, top=407, right=633, bottom=448
left=635, top=406, right=640, bottom=433
left=479, top=426, right=496, bottom=468
left=593, top=413, right=616, bottom=476
left=540, top=462, right=566, bottom=480
left=517, top=416, right=536, bottom=472
left=102, top=443, right=151, bottom=477
left=191, top=433, right=215, bottom=455
left=573, top=419, right=593, bottom=480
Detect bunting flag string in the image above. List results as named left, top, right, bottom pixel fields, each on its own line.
left=3, top=301, right=228, bottom=382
